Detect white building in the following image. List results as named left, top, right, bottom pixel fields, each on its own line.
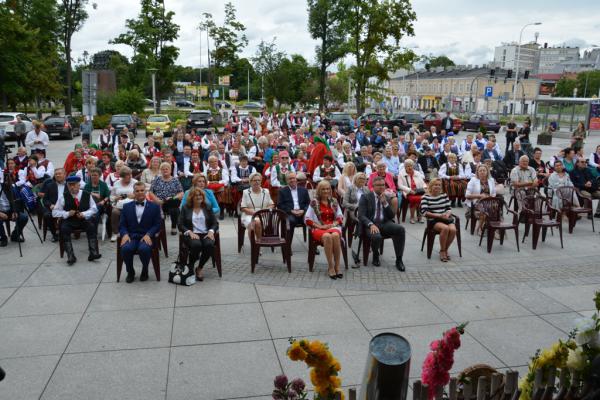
left=538, top=46, right=580, bottom=73
left=493, top=42, right=540, bottom=73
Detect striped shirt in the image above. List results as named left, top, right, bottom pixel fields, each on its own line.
left=420, top=194, right=451, bottom=216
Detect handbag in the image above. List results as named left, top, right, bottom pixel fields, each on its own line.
left=168, top=254, right=196, bottom=286
left=431, top=217, right=454, bottom=225
left=414, top=188, right=425, bottom=195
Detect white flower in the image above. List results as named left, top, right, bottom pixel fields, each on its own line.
left=566, top=348, right=586, bottom=371
left=574, top=317, right=599, bottom=347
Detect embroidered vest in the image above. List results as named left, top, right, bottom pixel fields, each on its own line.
left=446, top=164, right=459, bottom=176
left=189, top=161, right=203, bottom=174
left=276, top=165, right=288, bottom=185
left=207, top=168, right=222, bottom=183
left=319, top=165, right=336, bottom=178
left=236, top=166, right=251, bottom=180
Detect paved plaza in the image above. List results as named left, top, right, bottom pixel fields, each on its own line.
left=0, top=130, right=599, bottom=399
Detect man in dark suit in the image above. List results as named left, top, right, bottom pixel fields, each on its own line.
left=418, top=146, right=440, bottom=179
left=277, top=171, right=310, bottom=245
left=440, top=111, right=453, bottom=133
left=358, top=176, right=406, bottom=271
left=38, top=167, right=67, bottom=242
left=119, top=181, right=162, bottom=283
left=482, top=141, right=502, bottom=162
left=503, top=141, right=526, bottom=169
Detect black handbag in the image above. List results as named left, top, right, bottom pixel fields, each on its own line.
left=414, top=188, right=426, bottom=195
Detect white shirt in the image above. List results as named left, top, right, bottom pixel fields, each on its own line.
left=290, top=187, right=300, bottom=209
left=52, top=190, right=97, bottom=220
left=135, top=200, right=146, bottom=223
left=25, top=130, right=50, bottom=151
left=192, top=209, right=208, bottom=233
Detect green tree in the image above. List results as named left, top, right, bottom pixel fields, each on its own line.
left=345, top=0, right=417, bottom=114
left=425, top=55, right=455, bottom=70
left=327, top=62, right=351, bottom=106
left=200, top=2, right=247, bottom=72
left=57, top=0, right=89, bottom=114
left=253, top=39, right=286, bottom=108
left=111, top=0, right=180, bottom=112
left=554, top=77, right=578, bottom=97
left=97, top=88, right=145, bottom=115
left=275, top=54, right=316, bottom=108
left=577, top=71, right=600, bottom=98
left=307, top=0, right=348, bottom=111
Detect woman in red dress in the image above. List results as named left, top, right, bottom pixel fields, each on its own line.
left=304, top=180, right=344, bottom=280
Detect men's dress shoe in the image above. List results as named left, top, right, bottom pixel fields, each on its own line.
left=396, top=260, right=406, bottom=272
left=88, top=253, right=102, bottom=261
left=10, top=235, right=24, bottom=243
left=126, top=273, right=135, bottom=283
left=51, top=235, right=58, bottom=243
left=594, top=213, right=600, bottom=219
left=0, top=239, right=7, bottom=247
left=372, top=257, right=381, bottom=267
left=140, top=269, right=149, bottom=282
left=67, top=256, right=77, bottom=266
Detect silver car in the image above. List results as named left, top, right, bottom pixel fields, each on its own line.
left=0, top=112, right=35, bottom=139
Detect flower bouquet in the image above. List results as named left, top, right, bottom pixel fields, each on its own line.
left=518, top=291, right=600, bottom=400
left=285, top=338, right=343, bottom=400
left=421, top=323, right=468, bottom=400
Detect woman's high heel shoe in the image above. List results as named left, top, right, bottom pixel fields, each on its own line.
left=336, top=274, right=343, bottom=279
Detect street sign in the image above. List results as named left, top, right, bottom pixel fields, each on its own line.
left=485, top=86, right=493, bottom=97
left=82, top=71, right=98, bottom=117
left=229, top=89, right=238, bottom=99
left=218, top=76, right=230, bottom=86
left=212, top=90, right=220, bottom=98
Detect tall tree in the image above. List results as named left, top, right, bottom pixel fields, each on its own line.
left=253, top=39, right=286, bottom=108
left=200, top=3, right=247, bottom=73
left=345, top=0, right=417, bottom=114
left=307, top=0, right=348, bottom=112
left=111, top=0, right=180, bottom=112
left=57, top=0, right=89, bottom=114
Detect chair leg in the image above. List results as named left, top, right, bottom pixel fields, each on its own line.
left=308, top=241, right=316, bottom=272
left=456, top=225, right=462, bottom=257
left=499, top=230, right=505, bottom=245
left=362, top=236, right=370, bottom=266
left=568, top=212, right=575, bottom=234
left=591, top=214, right=595, bottom=232
left=116, top=246, right=122, bottom=282
left=522, top=222, right=530, bottom=243
left=514, top=227, right=520, bottom=252
left=532, top=225, right=540, bottom=250
left=426, top=231, right=436, bottom=259
left=486, top=228, right=494, bottom=253
left=237, top=226, right=244, bottom=253
left=284, top=245, right=292, bottom=273
left=250, top=246, right=256, bottom=273
left=152, top=248, right=161, bottom=281
left=558, top=223, right=564, bottom=248
left=478, top=226, right=485, bottom=247
left=341, top=240, right=348, bottom=270
left=541, top=226, right=547, bottom=242
left=302, top=225, right=307, bottom=242
left=420, top=228, right=427, bottom=252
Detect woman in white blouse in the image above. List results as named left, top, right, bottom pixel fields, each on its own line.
left=342, top=172, right=369, bottom=223
left=465, top=164, right=496, bottom=234
left=109, top=166, right=138, bottom=242
left=240, top=172, right=274, bottom=243
left=104, top=160, right=125, bottom=189
left=140, top=156, right=161, bottom=189
left=337, top=162, right=357, bottom=198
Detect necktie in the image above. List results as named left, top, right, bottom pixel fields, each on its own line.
left=74, top=198, right=79, bottom=209
left=375, top=199, right=382, bottom=225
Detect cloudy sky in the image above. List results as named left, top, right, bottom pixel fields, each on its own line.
left=72, top=0, right=600, bottom=69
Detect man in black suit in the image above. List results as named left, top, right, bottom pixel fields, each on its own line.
left=38, top=167, right=67, bottom=242
left=440, top=111, right=453, bottom=133
left=277, top=171, right=310, bottom=245
left=418, top=146, right=439, bottom=180
left=503, top=141, right=526, bottom=169
left=358, top=176, right=406, bottom=271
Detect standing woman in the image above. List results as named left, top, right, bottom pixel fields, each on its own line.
left=420, top=178, right=456, bottom=262
left=305, top=181, right=344, bottom=280
left=438, top=152, right=467, bottom=207
left=240, top=172, right=274, bottom=243
left=571, top=121, right=586, bottom=151
left=178, top=188, right=218, bottom=281
left=140, top=156, right=162, bottom=189
left=149, top=162, right=184, bottom=235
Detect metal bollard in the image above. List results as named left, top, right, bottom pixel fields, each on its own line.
left=359, top=332, right=412, bottom=400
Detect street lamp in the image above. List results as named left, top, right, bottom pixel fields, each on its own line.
left=511, top=22, right=542, bottom=118
left=148, top=68, right=158, bottom=114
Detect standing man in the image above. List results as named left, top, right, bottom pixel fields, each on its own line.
left=80, top=116, right=94, bottom=144
left=441, top=111, right=453, bottom=134
left=277, top=171, right=310, bottom=245
left=119, top=182, right=162, bottom=283
left=14, top=116, right=27, bottom=148
left=52, top=176, right=101, bottom=265
left=358, top=176, right=406, bottom=271
left=25, top=121, right=49, bottom=155
left=505, top=119, right=518, bottom=153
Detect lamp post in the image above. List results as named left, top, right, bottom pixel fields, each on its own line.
left=511, top=22, right=542, bottom=118
left=148, top=68, right=158, bottom=114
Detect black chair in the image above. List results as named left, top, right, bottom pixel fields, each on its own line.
left=116, top=234, right=161, bottom=282
left=307, top=227, right=348, bottom=272
left=521, top=195, right=563, bottom=249
left=478, top=197, right=520, bottom=253
left=420, top=214, right=462, bottom=259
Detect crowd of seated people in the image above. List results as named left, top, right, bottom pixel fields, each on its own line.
left=3, top=113, right=599, bottom=279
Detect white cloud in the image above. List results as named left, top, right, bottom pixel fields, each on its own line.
left=70, top=0, right=600, bottom=70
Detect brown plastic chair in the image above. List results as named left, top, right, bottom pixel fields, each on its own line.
left=116, top=234, right=161, bottom=281
left=521, top=195, right=563, bottom=249
left=307, top=226, right=348, bottom=272
left=249, top=209, right=291, bottom=273
left=178, top=232, right=223, bottom=277
left=420, top=214, right=462, bottom=259
left=236, top=200, right=246, bottom=253
left=478, top=197, right=520, bottom=253
left=556, top=186, right=595, bottom=234
left=464, top=202, right=478, bottom=235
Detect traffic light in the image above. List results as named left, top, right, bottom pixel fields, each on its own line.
left=524, top=70, right=530, bottom=79
left=490, top=69, right=496, bottom=77
left=507, top=70, right=513, bottom=79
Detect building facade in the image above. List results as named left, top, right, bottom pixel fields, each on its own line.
left=388, top=67, right=540, bottom=115
left=538, top=46, right=580, bottom=73
left=493, top=43, right=540, bottom=73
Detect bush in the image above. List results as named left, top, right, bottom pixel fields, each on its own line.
left=97, top=88, right=145, bottom=115
left=92, top=114, right=111, bottom=129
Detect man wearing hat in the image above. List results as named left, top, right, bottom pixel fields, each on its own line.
left=52, top=175, right=101, bottom=265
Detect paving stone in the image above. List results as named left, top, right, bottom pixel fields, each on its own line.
left=88, top=282, right=176, bottom=311
left=0, top=355, right=60, bottom=400
left=501, top=288, right=572, bottom=315
left=175, top=280, right=259, bottom=306
left=256, top=284, right=340, bottom=302
left=539, top=285, right=599, bottom=311
left=42, top=348, right=169, bottom=400
left=0, top=284, right=97, bottom=317
left=25, top=261, right=109, bottom=286
left=539, top=312, right=581, bottom=335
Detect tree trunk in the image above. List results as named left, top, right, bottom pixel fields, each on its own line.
left=65, top=43, right=72, bottom=115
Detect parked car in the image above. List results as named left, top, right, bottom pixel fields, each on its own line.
left=422, top=112, right=462, bottom=134
left=359, top=113, right=388, bottom=127
left=176, top=100, right=195, bottom=108
left=160, top=100, right=171, bottom=107
left=325, top=112, right=353, bottom=133
left=110, top=114, right=138, bottom=137
left=215, top=101, right=233, bottom=109
left=43, top=115, right=80, bottom=140
left=386, top=113, right=424, bottom=132
left=241, top=102, right=264, bottom=110
left=0, top=112, right=34, bottom=140
left=186, top=110, right=213, bottom=132
left=462, top=113, right=501, bottom=133
left=145, top=114, right=172, bottom=137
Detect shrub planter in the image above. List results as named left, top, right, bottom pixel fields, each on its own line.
left=537, top=133, right=552, bottom=145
